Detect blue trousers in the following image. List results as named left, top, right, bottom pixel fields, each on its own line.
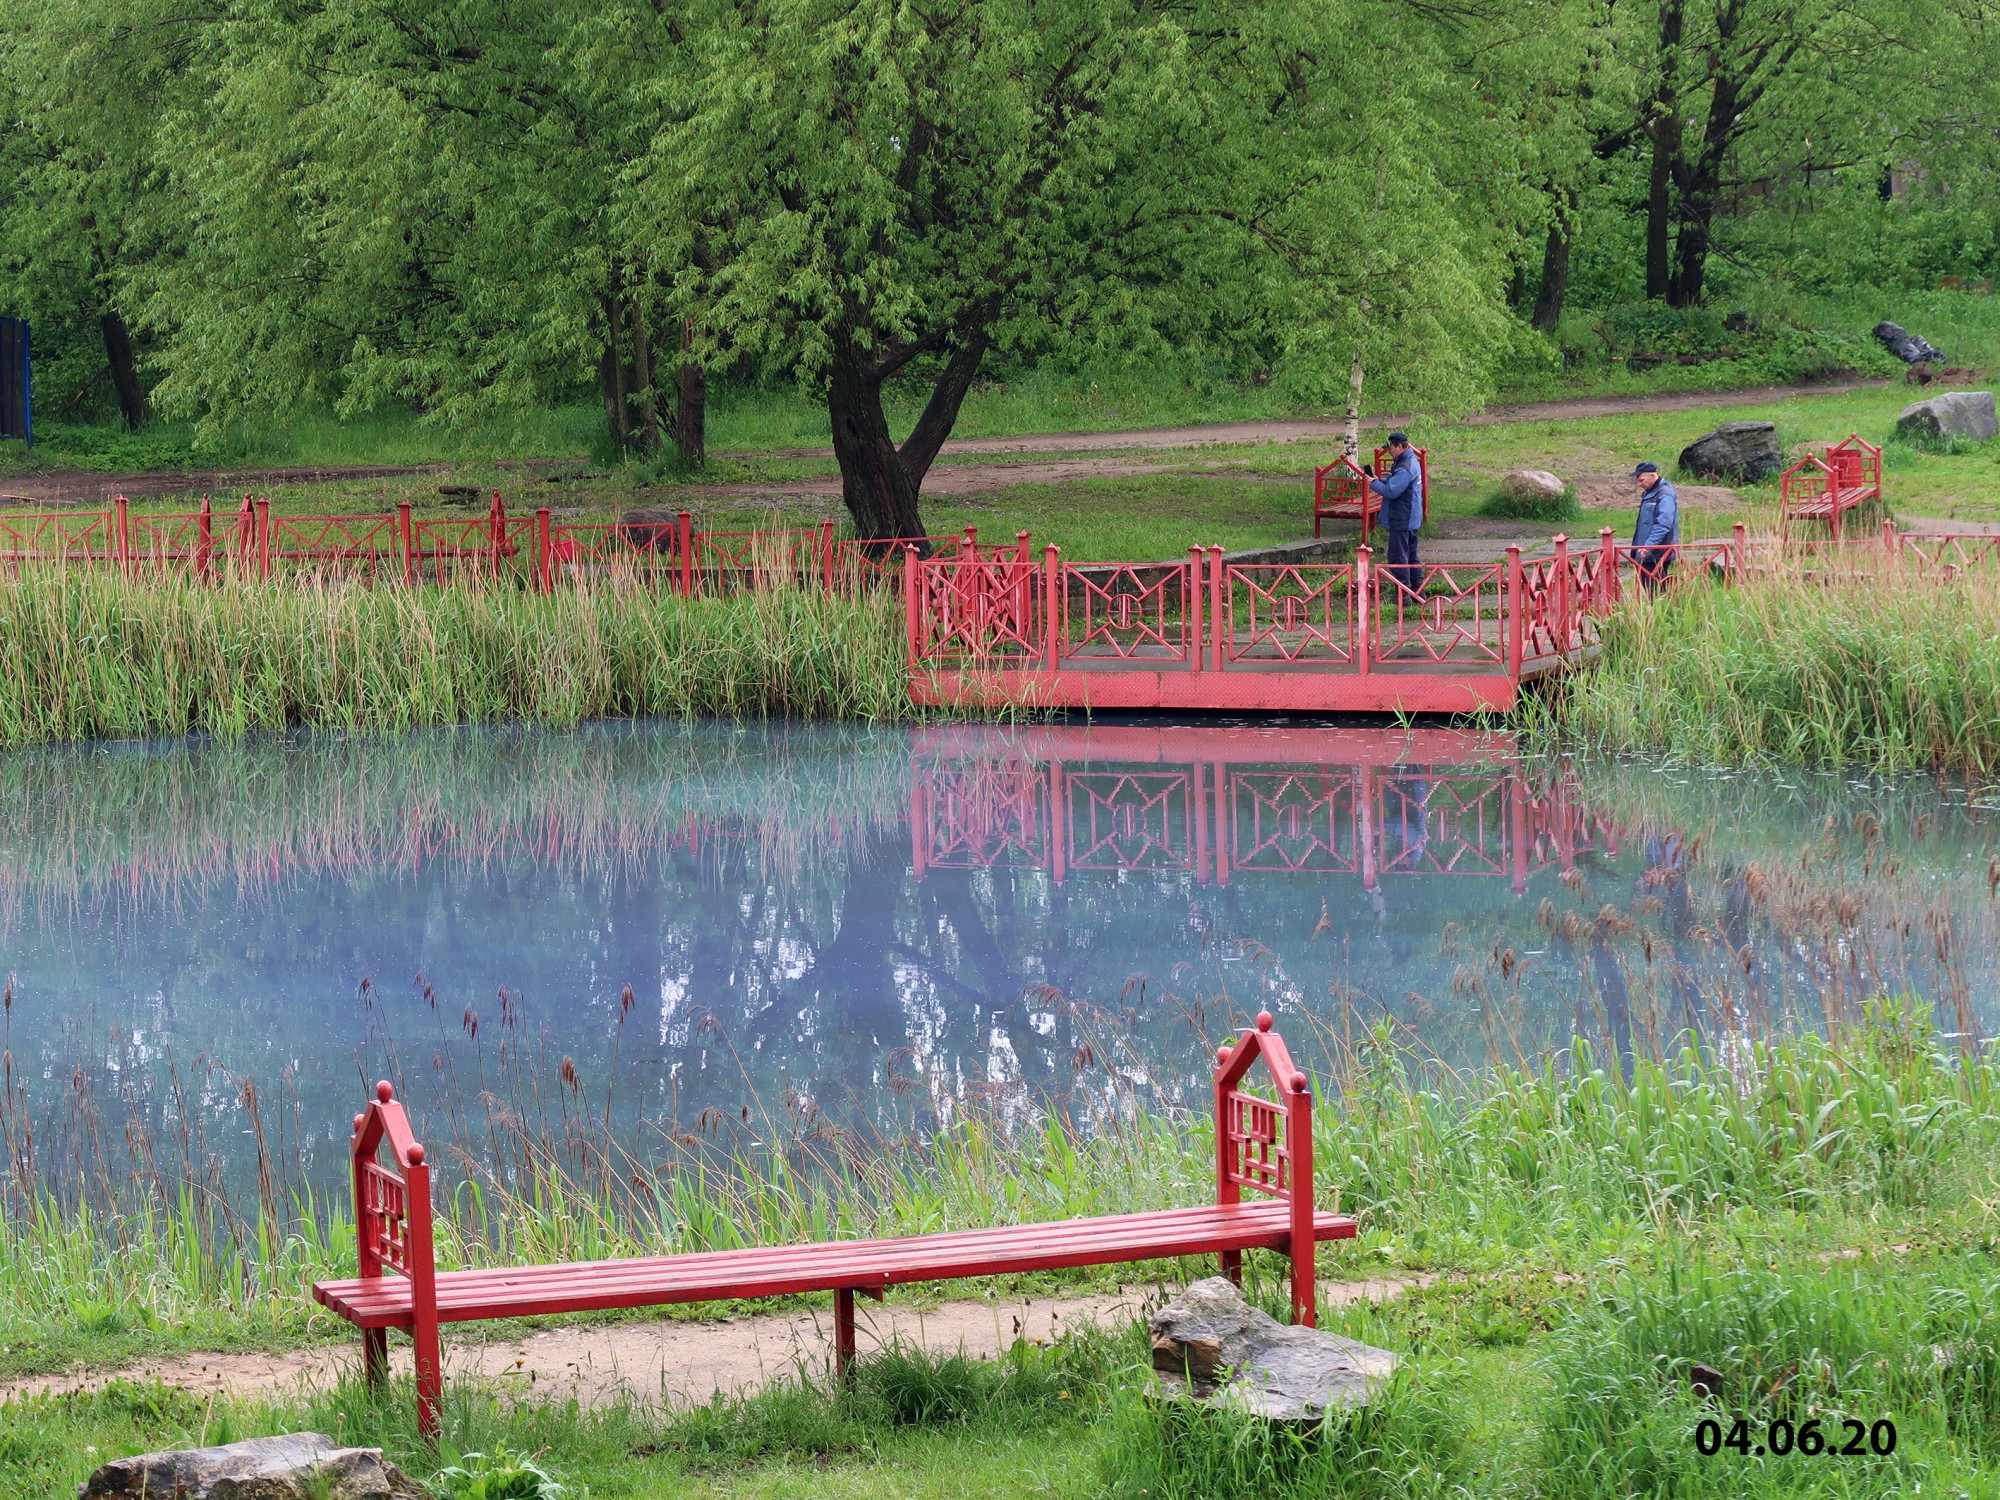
left=1384, top=528, right=1422, bottom=598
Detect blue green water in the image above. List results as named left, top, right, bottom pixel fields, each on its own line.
left=2, top=721, right=1993, bottom=1196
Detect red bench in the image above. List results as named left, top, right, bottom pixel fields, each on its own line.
left=314, top=1015, right=1354, bottom=1437
left=1780, top=434, right=1881, bottom=542
left=1313, top=447, right=1427, bottom=546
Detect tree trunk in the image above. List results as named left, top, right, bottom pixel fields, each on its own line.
left=828, top=339, right=926, bottom=542
left=599, top=294, right=631, bottom=453
left=1668, top=75, right=1742, bottom=307
left=1644, top=0, right=1686, bottom=302
left=101, top=310, right=147, bottom=431
left=1532, top=190, right=1574, bottom=334
left=1342, top=300, right=1371, bottom=460
left=628, top=296, right=661, bottom=453
left=675, top=315, right=705, bottom=470
left=825, top=324, right=991, bottom=543
left=1644, top=114, right=1680, bottom=300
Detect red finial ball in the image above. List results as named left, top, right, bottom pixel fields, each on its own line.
left=352, top=1113, right=365, bottom=1133
left=1216, top=1043, right=1232, bottom=1064
left=375, top=1080, right=394, bottom=1102
left=1291, top=1072, right=1309, bottom=1093
left=1256, top=1011, right=1274, bottom=1032
left=406, top=1144, right=425, bottom=1166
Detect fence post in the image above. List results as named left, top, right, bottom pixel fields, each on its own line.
left=1881, top=517, right=1898, bottom=559
left=1043, top=544, right=1061, bottom=673
left=1355, top=546, right=1372, bottom=675
left=1598, top=527, right=1617, bottom=610
left=1505, top=545, right=1524, bottom=677
left=904, top=544, right=923, bottom=664
left=397, top=502, right=415, bottom=586
left=114, top=494, right=131, bottom=573
left=488, top=492, right=506, bottom=579
left=1206, top=546, right=1224, bottom=671
left=1552, top=534, right=1571, bottom=656
left=1187, top=547, right=1204, bottom=674
left=256, top=497, right=272, bottom=581
left=677, top=511, right=694, bottom=597
left=197, top=494, right=213, bottom=585
left=1732, top=521, right=1747, bottom=583
left=819, top=520, right=836, bottom=590
left=536, top=507, right=553, bottom=594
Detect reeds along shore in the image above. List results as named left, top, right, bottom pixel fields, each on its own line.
left=1539, top=550, right=2000, bottom=772
left=0, top=566, right=915, bottom=742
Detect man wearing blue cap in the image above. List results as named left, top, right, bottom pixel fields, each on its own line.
left=1630, top=461, right=1680, bottom=593
left=1369, top=432, right=1425, bottom=597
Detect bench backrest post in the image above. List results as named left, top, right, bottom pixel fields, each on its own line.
left=1213, top=1014, right=1317, bottom=1323
left=351, top=1081, right=442, bottom=1440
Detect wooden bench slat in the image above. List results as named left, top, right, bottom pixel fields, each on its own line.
left=316, top=1204, right=1356, bottom=1327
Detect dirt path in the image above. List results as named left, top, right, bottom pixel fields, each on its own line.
left=0, top=1278, right=1422, bottom=1413
left=754, top=378, right=1891, bottom=460
left=2, top=378, right=1886, bottom=508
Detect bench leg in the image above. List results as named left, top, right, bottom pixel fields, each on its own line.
left=1219, top=1249, right=1242, bottom=1286
left=1291, top=1239, right=1317, bottom=1328
left=834, top=1288, right=857, bottom=1382
left=413, top=1315, right=443, bottom=1442
left=362, top=1327, right=388, bottom=1388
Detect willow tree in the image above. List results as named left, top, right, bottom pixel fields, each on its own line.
left=140, top=0, right=708, bottom=459
left=645, top=0, right=1574, bottom=540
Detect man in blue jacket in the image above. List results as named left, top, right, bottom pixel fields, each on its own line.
left=1630, top=461, right=1680, bottom=594
left=1368, top=432, right=1425, bottom=597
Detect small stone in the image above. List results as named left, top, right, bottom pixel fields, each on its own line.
left=1149, top=1276, right=1399, bottom=1422
left=1895, top=391, right=1998, bottom=444
left=1497, top=470, right=1565, bottom=502
left=78, top=1433, right=424, bottom=1500
left=1678, top=421, right=1782, bottom=483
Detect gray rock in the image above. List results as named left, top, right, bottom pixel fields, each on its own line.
left=1895, top=391, right=1998, bottom=444
left=1149, top=1276, right=1400, bottom=1422
left=1678, top=421, right=1782, bottom=483
left=79, top=1433, right=424, bottom=1500
left=1874, top=320, right=1945, bottom=366
left=1498, top=469, right=1565, bottom=502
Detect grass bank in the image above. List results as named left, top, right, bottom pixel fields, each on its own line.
left=0, top=569, right=915, bottom=742
left=1533, top=556, right=2000, bottom=773
left=5, top=991, right=1999, bottom=1495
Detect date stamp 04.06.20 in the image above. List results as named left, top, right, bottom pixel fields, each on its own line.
left=1695, top=1417, right=1898, bottom=1460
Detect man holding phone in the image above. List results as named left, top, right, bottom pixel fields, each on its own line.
left=1368, top=432, right=1425, bottom=597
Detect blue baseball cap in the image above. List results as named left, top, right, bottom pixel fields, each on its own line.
left=1630, top=461, right=1659, bottom=475
left=1387, top=431, right=1410, bottom=446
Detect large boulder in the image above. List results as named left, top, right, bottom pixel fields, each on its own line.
left=1895, top=391, right=1998, bottom=444
left=1149, top=1276, right=1400, bottom=1422
left=79, top=1433, right=424, bottom=1500
left=1874, top=320, right=1945, bottom=366
left=1498, top=470, right=1565, bottom=503
left=1678, top=421, right=1782, bottom=483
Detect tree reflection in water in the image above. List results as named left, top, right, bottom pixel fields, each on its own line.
left=0, top=721, right=1992, bottom=1200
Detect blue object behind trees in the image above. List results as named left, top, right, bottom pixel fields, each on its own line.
left=0, top=318, right=29, bottom=445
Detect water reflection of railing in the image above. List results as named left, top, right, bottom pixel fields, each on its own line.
left=909, top=726, right=1614, bottom=892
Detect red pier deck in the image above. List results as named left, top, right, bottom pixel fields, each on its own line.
left=905, top=532, right=1727, bottom=714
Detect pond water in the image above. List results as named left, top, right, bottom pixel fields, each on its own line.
left=2, top=720, right=1995, bottom=1202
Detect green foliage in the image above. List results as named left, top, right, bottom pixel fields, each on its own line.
left=1094, top=1364, right=1470, bottom=1500
left=435, top=1447, right=578, bottom=1500
left=0, top=568, right=916, bottom=743
left=1533, top=554, right=2000, bottom=770
left=1478, top=485, right=1581, bottom=523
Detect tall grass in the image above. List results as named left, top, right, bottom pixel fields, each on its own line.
left=0, top=568, right=916, bottom=743
left=1532, top=555, right=2000, bottom=771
